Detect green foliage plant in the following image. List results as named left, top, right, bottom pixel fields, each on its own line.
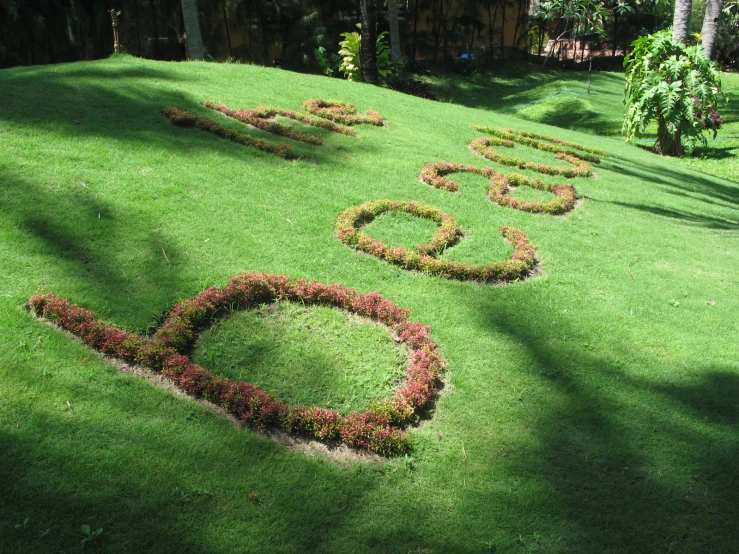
left=80, top=524, right=103, bottom=546
left=338, top=25, right=403, bottom=86
left=338, top=28, right=363, bottom=82
left=314, top=46, right=340, bottom=76
left=623, top=30, right=723, bottom=156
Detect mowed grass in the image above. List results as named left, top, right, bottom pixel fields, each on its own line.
left=429, top=64, right=739, bottom=182
left=0, top=54, right=738, bottom=553
left=192, top=301, right=407, bottom=414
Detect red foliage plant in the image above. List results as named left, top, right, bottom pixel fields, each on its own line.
left=303, top=99, right=384, bottom=126
left=419, top=162, right=577, bottom=215
left=336, top=200, right=536, bottom=283
left=203, top=100, right=356, bottom=143
left=29, top=273, right=446, bottom=456
left=162, top=106, right=295, bottom=159
left=468, top=125, right=608, bottom=178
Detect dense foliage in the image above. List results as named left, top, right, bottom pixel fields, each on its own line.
left=623, top=30, right=723, bottom=156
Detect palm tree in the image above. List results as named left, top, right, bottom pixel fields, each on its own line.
left=387, top=0, right=402, bottom=62
left=360, top=0, right=378, bottom=83
left=672, top=0, right=692, bottom=43
left=181, top=0, right=205, bottom=60
left=700, top=0, right=724, bottom=58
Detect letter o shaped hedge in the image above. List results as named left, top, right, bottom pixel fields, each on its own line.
left=29, top=273, right=448, bottom=456
left=336, top=200, right=536, bottom=283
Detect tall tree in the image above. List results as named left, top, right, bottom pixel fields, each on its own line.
left=672, top=0, right=692, bottom=43
left=181, top=0, right=204, bottom=60
left=387, top=0, right=402, bottom=62
left=360, top=0, right=378, bottom=83
left=700, top=0, right=723, bottom=58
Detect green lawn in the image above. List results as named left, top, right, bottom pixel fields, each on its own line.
left=1, top=55, right=738, bottom=553
left=428, top=63, right=739, bottom=182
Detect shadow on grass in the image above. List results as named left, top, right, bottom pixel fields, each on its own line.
left=0, top=353, right=382, bottom=553
left=459, top=291, right=739, bottom=552
left=608, top=201, right=739, bottom=230
left=0, top=165, right=186, bottom=326
left=430, top=65, right=626, bottom=136
left=600, top=155, right=739, bottom=206
left=0, top=63, right=377, bottom=168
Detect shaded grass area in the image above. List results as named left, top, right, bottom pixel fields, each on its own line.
left=193, top=301, right=407, bottom=414
left=0, top=55, right=737, bottom=553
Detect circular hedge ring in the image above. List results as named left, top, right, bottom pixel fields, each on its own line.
left=303, top=99, right=384, bottom=126
left=419, top=162, right=577, bottom=215
left=29, top=273, right=447, bottom=456
left=336, top=200, right=537, bottom=283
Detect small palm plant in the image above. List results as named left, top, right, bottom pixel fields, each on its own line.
left=623, top=30, right=723, bottom=156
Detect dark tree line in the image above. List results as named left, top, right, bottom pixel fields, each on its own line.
left=0, top=0, right=187, bottom=67
left=0, top=0, right=532, bottom=69
left=2, top=0, right=735, bottom=70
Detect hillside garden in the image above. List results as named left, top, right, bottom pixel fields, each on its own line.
left=0, top=55, right=737, bottom=553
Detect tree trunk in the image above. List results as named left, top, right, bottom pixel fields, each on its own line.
left=149, top=0, right=160, bottom=60
left=700, top=0, right=724, bottom=59
left=654, top=116, right=684, bottom=156
left=411, top=0, right=420, bottom=60
left=180, top=0, right=204, bottom=60
left=133, top=0, right=142, bottom=56
left=360, top=0, right=378, bottom=84
left=222, top=0, right=233, bottom=58
left=511, top=0, right=524, bottom=51
left=611, top=12, right=617, bottom=57
left=468, top=0, right=478, bottom=51
left=487, top=0, right=495, bottom=55
left=672, top=0, right=692, bottom=44
left=499, top=0, right=506, bottom=53
left=260, top=11, right=270, bottom=66
left=387, top=0, right=402, bottom=62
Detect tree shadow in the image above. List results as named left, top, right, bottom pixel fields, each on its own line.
left=599, top=155, right=739, bottom=203
left=454, top=291, right=739, bottom=552
left=0, top=353, right=381, bottom=553
left=607, top=200, right=739, bottom=230
left=0, top=62, right=376, bottom=168
left=689, top=144, right=739, bottom=161
left=430, top=65, right=626, bottom=136
left=0, top=165, right=186, bottom=327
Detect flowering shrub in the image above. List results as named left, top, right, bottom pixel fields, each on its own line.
left=203, top=100, right=356, bottom=143
left=336, top=200, right=536, bottom=283
left=29, top=273, right=446, bottom=456
left=419, top=162, right=577, bottom=215
left=162, top=107, right=295, bottom=159
left=303, top=99, right=384, bottom=126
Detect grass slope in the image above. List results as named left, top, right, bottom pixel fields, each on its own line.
left=1, top=55, right=738, bottom=553
left=429, top=64, right=739, bottom=182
